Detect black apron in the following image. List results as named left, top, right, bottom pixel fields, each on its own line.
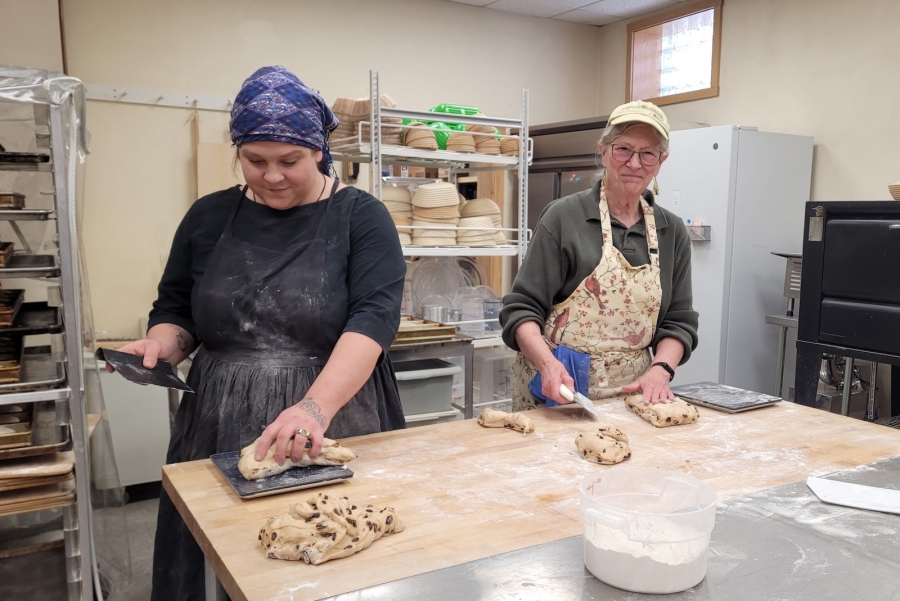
left=151, top=182, right=405, bottom=600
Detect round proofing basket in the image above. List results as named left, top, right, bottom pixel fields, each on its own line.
left=500, top=136, right=520, bottom=156
left=382, top=185, right=412, bottom=202
left=460, top=198, right=501, bottom=218
left=412, top=183, right=460, bottom=208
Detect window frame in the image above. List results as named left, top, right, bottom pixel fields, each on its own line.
left=625, top=0, right=723, bottom=107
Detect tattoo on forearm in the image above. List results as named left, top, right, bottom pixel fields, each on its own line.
left=174, top=327, right=194, bottom=354
left=297, top=398, right=325, bottom=428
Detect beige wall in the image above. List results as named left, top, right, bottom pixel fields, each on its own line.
left=61, top=0, right=601, bottom=339
left=597, top=0, right=900, bottom=202
left=0, top=0, right=63, bottom=72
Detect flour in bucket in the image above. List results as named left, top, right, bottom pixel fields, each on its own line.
left=584, top=514, right=709, bottom=594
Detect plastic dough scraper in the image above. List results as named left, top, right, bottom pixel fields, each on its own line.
left=807, top=477, right=900, bottom=515
left=559, top=384, right=601, bottom=419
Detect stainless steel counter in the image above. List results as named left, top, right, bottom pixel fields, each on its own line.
left=324, top=456, right=900, bottom=600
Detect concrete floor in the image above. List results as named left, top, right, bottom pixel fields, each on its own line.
left=0, top=493, right=159, bottom=601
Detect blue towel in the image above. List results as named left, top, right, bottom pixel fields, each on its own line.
left=528, top=345, right=591, bottom=406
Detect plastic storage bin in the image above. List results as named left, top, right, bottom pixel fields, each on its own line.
left=394, top=359, right=462, bottom=416
left=580, top=468, right=718, bottom=594
left=473, top=347, right=516, bottom=409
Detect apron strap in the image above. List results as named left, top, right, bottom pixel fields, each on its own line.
left=316, top=178, right=340, bottom=243
left=600, top=187, right=661, bottom=256
left=228, top=178, right=341, bottom=239
left=224, top=185, right=249, bottom=235
left=639, top=196, right=660, bottom=253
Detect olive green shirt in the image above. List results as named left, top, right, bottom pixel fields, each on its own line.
left=500, top=182, right=699, bottom=363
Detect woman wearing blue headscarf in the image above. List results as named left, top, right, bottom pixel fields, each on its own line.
left=113, top=66, right=407, bottom=599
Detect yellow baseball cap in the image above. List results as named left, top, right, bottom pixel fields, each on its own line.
left=607, top=100, right=670, bottom=140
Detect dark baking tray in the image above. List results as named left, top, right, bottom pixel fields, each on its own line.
left=0, top=152, right=50, bottom=164
left=210, top=451, right=353, bottom=499
left=0, top=289, right=25, bottom=326
left=0, top=193, right=25, bottom=209
left=0, top=303, right=62, bottom=335
left=670, top=381, right=781, bottom=413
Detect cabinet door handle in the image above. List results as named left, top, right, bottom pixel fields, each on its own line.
left=890, top=224, right=900, bottom=229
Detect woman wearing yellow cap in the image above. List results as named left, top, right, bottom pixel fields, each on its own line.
left=501, top=100, right=698, bottom=408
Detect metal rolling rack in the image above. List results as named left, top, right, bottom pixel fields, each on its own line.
left=0, top=83, right=95, bottom=599
left=331, top=71, right=532, bottom=419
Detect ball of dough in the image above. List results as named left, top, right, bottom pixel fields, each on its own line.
left=575, top=426, right=631, bottom=465
left=625, top=393, right=699, bottom=428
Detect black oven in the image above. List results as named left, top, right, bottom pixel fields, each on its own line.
left=795, top=201, right=900, bottom=411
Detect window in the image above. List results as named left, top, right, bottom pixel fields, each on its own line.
left=626, top=0, right=722, bottom=106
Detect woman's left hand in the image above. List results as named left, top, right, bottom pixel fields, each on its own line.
left=621, top=365, right=674, bottom=405
left=254, top=399, right=332, bottom=465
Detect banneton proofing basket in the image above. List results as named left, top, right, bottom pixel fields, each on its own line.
left=580, top=468, right=718, bottom=594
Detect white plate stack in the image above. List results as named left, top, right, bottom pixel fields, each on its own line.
left=383, top=185, right=413, bottom=245
left=411, top=183, right=460, bottom=246
left=890, top=181, right=900, bottom=200
left=461, top=198, right=505, bottom=244
left=500, top=135, right=520, bottom=156
left=467, top=123, right=500, bottom=155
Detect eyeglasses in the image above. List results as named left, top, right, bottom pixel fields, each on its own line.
left=610, top=144, right=663, bottom=166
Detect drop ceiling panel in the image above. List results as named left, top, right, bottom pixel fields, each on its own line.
left=552, top=7, right=623, bottom=26
left=441, top=0, right=692, bottom=24
left=582, top=0, right=681, bottom=18
left=486, top=0, right=598, bottom=18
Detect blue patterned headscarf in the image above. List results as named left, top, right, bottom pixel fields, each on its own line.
left=230, top=66, right=339, bottom=174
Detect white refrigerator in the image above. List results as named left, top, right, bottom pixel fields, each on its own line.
left=655, top=125, right=813, bottom=396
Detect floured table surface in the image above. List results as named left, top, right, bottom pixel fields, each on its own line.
left=333, top=457, right=900, bottom=601
left=162, top=397, right=900, bottom=601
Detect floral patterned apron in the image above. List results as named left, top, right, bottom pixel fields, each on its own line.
left=512, top=187, right=663, bottom=410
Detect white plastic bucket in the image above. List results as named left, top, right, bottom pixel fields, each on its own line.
left=580, top=468, right=718, bottom=594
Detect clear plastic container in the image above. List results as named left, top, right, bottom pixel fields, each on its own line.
left=580, top=468, right=718, bottom=594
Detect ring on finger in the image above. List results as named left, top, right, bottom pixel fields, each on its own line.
left=296, top=428, right=310, bottom=438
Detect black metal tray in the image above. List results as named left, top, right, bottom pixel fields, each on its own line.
left=0, top=255, right=59, bottom=278
left=0, top=152, right=49, bottom=164
left=0, top=303, right=62, bottom=336
left=211, top=451, right=353, bottom=499
left=670, top=381, right=781, bottom=413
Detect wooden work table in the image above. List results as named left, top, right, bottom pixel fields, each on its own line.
left=162, top=397, right=900, bottom=601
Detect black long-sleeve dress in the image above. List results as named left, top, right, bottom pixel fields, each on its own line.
left=149, top=183, right=406, bottom=600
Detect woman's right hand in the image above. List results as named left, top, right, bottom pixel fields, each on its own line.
left=105, top=338, right=169, bottom=372
left=538, top=357, right=576, bottom=405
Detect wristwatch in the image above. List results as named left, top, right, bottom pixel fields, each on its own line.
left=651, top=361, right=675, bottom=381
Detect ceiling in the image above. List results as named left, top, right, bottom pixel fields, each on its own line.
left=442, top=0, right=695, bottom=26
